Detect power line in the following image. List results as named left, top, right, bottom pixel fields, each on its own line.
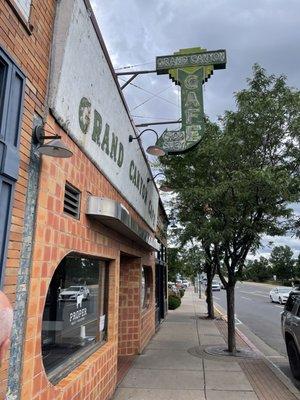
left=115, top=61, right=154, bottom=71
left=126, top=83, right=179, bottom=110
left=118, top=73, right=180, bottom=109
left=132, top=115, right=180, bottom=120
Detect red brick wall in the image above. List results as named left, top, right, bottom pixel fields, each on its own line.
left=20, top=116, right=156, bottom=400
left=0, top=1, right=158, bottom=397
left=118, top=257, right=141, bottom=356
left=0, top=1, right=56, bottom=398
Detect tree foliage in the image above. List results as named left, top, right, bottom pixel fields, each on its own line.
left=161, top=65, right=300, bottom=352
left=269, top=245, right=295, bottom=282
left=244, top=257, right=272, bottom=282
left=167, top=246, right=204, bottom=281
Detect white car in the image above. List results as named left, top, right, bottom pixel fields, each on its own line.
left=212, top=281, right=221, bottom=291
left=59, top=285, right=90, bottom=301
left=269, top=286, right=293, bottom=304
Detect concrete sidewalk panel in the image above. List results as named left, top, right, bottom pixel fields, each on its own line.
left=206, top=370, right=254, bottom=391
left=153, top=325, right=198, bottom=344
left=166, top=313, right=195, bottom=324
left=204, top=359, right=242, bottom=372
left=147, top=340, right=196, bottom=350
left=132, top=349, right=203, bottom=370
left=199, top=334, right=226, bottom=345
left=113, top=388, right=205, bottom=400
left=197, top=324, right=221, bottom=336
left=119, top=368, right=204, bottom=389
left=206, top=390, right=258, bottom=400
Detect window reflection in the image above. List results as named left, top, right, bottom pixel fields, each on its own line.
left=42, top=254, right=108, bottom=375
left=141, top=266, right=152, bottom=309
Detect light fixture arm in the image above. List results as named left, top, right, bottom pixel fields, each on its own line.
left=147, top=172, right=165, bottom=183
left=129, top=128, right=159, bottom=143
left=34, top=125, right=61, bottom=144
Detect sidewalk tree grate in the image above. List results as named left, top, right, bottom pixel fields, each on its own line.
left=188, top=345, right=260, bottom=362
left=204, top=345, right=260, bottom=359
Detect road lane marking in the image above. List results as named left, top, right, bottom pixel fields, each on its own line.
left=214, top=296, right=220, bottom=300
left=275, top=305, right=284, bottom=309
left=241, top=296, right=253, bottom=301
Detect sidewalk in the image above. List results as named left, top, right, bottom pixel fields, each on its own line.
left=112, top=289, right=300, bottom=400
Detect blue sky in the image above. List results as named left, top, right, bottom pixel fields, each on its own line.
left=91, top=0, right=300, bottom=258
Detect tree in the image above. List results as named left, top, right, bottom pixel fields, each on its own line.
left=295, top=254, right=300, bottom=279
left=167, top=247, right=183, bottom=282
left=180, top=245, right=204, bottom=279
left=161, top=65, right=300, bottom=353
left=269, top=245, right=295, bottom=283
left=244, top=257, right=271, bottom=282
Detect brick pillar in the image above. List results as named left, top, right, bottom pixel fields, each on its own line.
left=118, top=256, right=141, bottom=355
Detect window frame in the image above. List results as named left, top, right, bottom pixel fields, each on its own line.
left=41, top=253, right=110, bottom=384
left=0, top=46, right=25, bottom=287
left=141, top=266, right=153, bottom=310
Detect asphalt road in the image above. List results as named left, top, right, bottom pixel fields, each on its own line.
left=212, top=281, right=287, bottom=355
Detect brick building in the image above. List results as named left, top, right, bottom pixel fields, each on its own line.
left=1, top=0, right=167, bottom=399
left=0, top=0, right=56, bottom=398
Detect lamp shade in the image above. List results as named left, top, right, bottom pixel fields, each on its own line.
left=37, top=139, right=73, bottom=158
left=146, top=145, right=165, bottom=157
left=159, top=183, right=172, bottom=192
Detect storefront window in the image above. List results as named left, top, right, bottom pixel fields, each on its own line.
left=141, top=266, right=152, bottom=309
left=42, top=254, right=109, bottom=377
left=0, top=62, right=6, bottom=119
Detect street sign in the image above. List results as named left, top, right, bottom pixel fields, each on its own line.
left=156, top=49, right=226, bottom=74
left=155, top=47, right=227, bottom=155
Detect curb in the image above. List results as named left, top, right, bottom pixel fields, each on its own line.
left=213, top=302, right=300, bottom=399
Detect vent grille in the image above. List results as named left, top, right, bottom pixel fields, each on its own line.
left=64, top=183, right=80, bottom=219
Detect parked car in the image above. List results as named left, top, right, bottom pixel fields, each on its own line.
left=182, top=280, right=190, bottom=288
left=212, top=280, right=221, bottom=291
left=281, top=291, right=300, bottom=379
left=269, top=286, right=293, bottom=304
left=168, top=282, right=180, bottom=296
left=58, top=285, right=90, bottom=301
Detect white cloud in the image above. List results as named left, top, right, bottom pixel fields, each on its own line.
left=90, top=0, right=300, bottom=255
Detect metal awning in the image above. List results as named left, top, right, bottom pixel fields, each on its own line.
left=86, top=196, right=160, bottom=251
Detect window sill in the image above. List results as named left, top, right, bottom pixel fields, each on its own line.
left=141, top=303, right=153, bottom=316
left=5, top=0, right=33, bottom=35
left=46, top=339, right=107, bottom=385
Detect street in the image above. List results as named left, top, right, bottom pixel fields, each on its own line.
left=212, top=281, right=287, bottom=355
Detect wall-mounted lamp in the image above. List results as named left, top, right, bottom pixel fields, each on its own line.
left=147, top=172, right=172, bottom=192
left=34, top=125, right=73, bottom=158
left=129, top=129, right=165, bottom=157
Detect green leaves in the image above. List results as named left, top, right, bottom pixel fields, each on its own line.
left=161, top=65, right=300, bottom=274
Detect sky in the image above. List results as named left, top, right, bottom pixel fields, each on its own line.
left=90, top=0, right=300, bottom=258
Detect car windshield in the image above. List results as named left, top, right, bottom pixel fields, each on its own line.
left=66, top=286, right=81, bottom=291
left=212, top=281, right=219, bottom=285
left=278, top=288, right=292, bottom=293
left=285, top=292, right=300, bottom=311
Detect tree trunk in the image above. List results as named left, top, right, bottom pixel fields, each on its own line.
left=226, top=284, right=236, bottom=353
left=206, top=268, right=215, bottom=319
